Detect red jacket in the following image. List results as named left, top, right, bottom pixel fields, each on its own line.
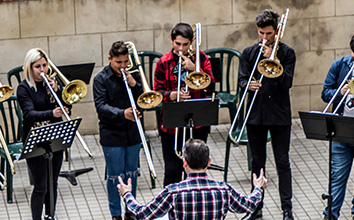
left=154, top=49, right=215, bottom=133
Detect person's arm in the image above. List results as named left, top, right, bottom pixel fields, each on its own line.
left=93, top=74, right=125, bottom=121
left=239, top=47, right=253, bottom=90
left=228, top=169, right=267, bottom=214
left=200, top=51, right=215, bottom=92
left=17, top=82, right=56, bottom=124
left=154, top=58, right=172, bottom=102
left=118, top=177, right=172, bottom=219
left=275, top=45, right=296, bottom=90
left=321, top=59, right=343, bottom=104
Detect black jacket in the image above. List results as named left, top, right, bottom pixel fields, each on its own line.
left=93, top=65, right=143, bottom=147
left=239, top=42, right=296, bottom=125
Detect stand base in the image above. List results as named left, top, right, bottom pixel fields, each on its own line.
left=59, top=167, right=93, bottom=186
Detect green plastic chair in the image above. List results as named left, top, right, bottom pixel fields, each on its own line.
left=204, top=48, right=242, bottom=121
left=0, top=95, right=23, bottom=203
left=7, top=66, right=23, bottom=88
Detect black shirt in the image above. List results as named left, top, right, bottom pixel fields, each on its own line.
left=238, top=42, right=296, bottom=125
left=93, top=65, right=143, bottom=147
left=17, top=78, right=71, bottom=142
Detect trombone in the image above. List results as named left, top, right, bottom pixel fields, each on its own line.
left=322, top=64, right=354, bottom=114
left=125, top=41, right=162, bottom=109
left=185, top=23, right=211, bottom=90
left=0, top=83, right=16, bottom=189
left=47, top=59, right=87, bottom=105
left=229, top=9, right=289, bottom=145
left=41, top=60, right=92, bottom=158
left=122, top=41, right=158, bottom=179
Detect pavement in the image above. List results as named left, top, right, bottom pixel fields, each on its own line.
left=1, top=119, right=354, bottom=220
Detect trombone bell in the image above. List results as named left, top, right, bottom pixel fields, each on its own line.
left=186, top=71, right=211, bottom=90
left=137, top=91, right=163, bottom=109
left=62, top=80, right=88, bottom=105
left=0, top=85, right=14, bottom=102
left=257, top=59, right=283, bottom=78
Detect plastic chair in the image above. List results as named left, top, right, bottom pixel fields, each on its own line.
left=7, top=66, right=23, bottom=88
left=0, top=95, right=23, bottom=203
left=204, top=48, right=242, bottom=121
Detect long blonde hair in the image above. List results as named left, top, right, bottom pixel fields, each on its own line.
left=23, top=48, right=48, bottom=91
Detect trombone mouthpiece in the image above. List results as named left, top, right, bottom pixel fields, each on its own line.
left=178, top=51, right=182, bottom=55
left=261, top=39, right=267, bottom=45
left=40, top=72, right=46, bottom=78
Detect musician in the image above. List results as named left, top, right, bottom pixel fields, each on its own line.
left=153, top=22, right=215, bottom=187
left=118, top=138, right=267, bottom=220
left=17, top=48, right=71, bottom=220
left=238, top=9, right=296, bottom=220
left=93, top=41, right=142, bottom=220
left=320, top=35, right=354, bottom=220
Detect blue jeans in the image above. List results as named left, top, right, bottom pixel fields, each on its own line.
left=323, top=142, right=354, bottom=220
left=102, top=144, right=141, bottom=217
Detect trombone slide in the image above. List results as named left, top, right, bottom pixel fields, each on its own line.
left=121, top=69, right=157, bottom=179
left=40, top=73, right=93, bottom=158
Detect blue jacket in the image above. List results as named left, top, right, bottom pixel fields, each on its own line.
left=321, top=55, right=354, bottom=115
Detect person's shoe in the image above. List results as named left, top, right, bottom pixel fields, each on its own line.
left=241, top=209, right=262, bottom=220
left=112, top=216, right=122, bottom=220
left=322, top=216, right=328, bottom=220
left=283, top=210, right=293, bottom=220
left=44, top=215, right=55, bottom=220
left=124, top=213, right=137, bottom=220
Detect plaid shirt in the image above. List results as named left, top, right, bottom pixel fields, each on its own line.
left=123, top=173, right=263, bottom=220
left=153, top=49, right=215, bottom=133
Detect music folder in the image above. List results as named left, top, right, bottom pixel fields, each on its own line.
left=57, top=63, right=95, bottom=84
left=162, top=98, right=219, bottom=129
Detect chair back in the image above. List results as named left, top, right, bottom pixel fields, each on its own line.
left=137, top=51, right=163, bottom=89
left=0, top=95, right=23, bottom=151
left=204, top=48, right=242, bottom=94
left=7, top=66, right=23, bottom=89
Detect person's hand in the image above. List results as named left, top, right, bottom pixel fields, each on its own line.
left=117, top=176, right=132, bottom=197
left=123, top=69, right=137, bottom=87
left=253, top=168, right=267, bottom=190
left=47, top=77, right=58, bottom=92
left=248, top=79, right=262, bottom=91
left=124, top=107, right=141, bottom=122
left=341, top=84, right=351, bottom=95
left=52, top=106, right=68, bottom=117
left=169, top=90, right=191, bottom=101
left=261, top=44, right=273, bottom=58
left=180, top=54, right=196, bottom=72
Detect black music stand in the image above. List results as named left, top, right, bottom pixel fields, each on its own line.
left=163, top=99, right=223, bottom=171
left=19, top=119, right=82, bottom=219
left=299, top=111, right=354, bottom=220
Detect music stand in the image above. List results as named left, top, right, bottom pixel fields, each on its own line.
left=163, top=99, right=223, bottom=171
left=19, top=118, right=82, bottom=219
left=299, top=111, right=354, bottom=220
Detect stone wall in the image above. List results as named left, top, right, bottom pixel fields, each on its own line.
left=0, top=0, right=353, bottom=134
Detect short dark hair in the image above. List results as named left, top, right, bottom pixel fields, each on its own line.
left=256, top=9, right=280, bottom=30
left=109, top=41, right=128, bottom=58
left=171, top=23, right=194, bottom=42
left=350, top=35, right=354, bottom=53
left=182, top=139, right=210, bottom=170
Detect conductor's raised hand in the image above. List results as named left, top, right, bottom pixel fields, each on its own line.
left=117, top=176, right=132, bottom=197
left=253, top=168, right=267, bottom=190
left=180, top=54, right=195, bottom=72
left=124, top=107, right=141, bottom=122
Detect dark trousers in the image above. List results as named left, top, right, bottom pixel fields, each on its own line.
left=27, top=150, right=63, bottom=220
left=247, top=124, right=292, bottom=211
left=160, top=126, right=209, bottom=187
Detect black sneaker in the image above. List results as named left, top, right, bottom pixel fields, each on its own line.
left=283, top=210, right=293, bottom=220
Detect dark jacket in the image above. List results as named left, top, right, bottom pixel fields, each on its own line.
left=93, top=65, right=143, bottom=147
left=239, top=42, right=296, bottom=125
